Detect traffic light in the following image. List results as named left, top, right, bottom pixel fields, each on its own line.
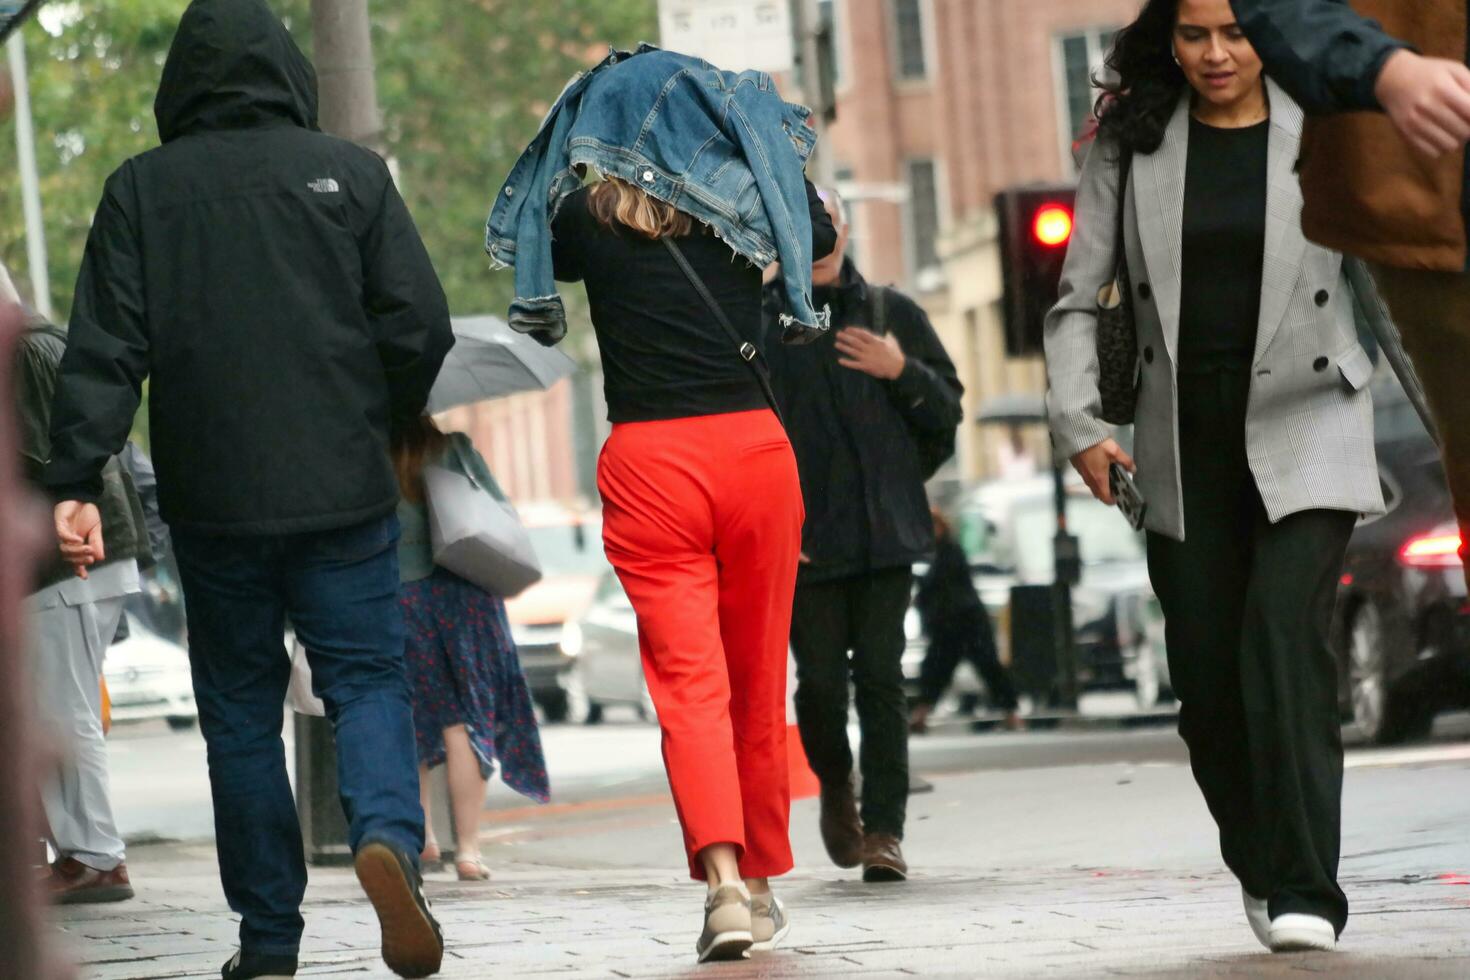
left=996, top=184, right=1077, bottom=357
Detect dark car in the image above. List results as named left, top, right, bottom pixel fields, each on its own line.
left=1334, top=376, right=1469, bottom=744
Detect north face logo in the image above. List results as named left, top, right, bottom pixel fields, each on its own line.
left=307, top=178, right=340, bottom=193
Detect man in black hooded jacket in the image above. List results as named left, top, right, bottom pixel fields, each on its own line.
left=763, top=188, right=963, bottom=884
left=43, top=2, right=452, bottom=978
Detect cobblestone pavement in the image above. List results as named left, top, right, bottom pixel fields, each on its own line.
left=53, top=850, right=1470, bottom=979
left=53, top=750, right=1470, bottom=980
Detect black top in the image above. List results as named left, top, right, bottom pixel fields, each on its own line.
left=45, top=0, right=453, bottom=535
left=1177, top=116, right=1270, bottom=370
left=551, top=180, right=836, bottom=423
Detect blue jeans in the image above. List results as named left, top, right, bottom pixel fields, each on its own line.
left=174, top=514, right=424, bottom=956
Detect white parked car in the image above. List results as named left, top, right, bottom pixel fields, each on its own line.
left=104, top=615, right=197, bottom=730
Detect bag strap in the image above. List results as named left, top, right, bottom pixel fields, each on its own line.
left=660, top=237, right=785, bottom=425
left=872, top=284, right=888, bottom=336
left=1112, top=146, right=1133, bottom=272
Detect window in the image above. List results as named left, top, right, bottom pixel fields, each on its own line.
left=1054, top=27, right=1119, bottom=176
left=906, top=158, right=941, bottom=275
left=892, top=0, right=928, bottom=81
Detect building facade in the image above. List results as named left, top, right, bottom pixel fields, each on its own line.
left=820, top=0, right=1138, bottom=483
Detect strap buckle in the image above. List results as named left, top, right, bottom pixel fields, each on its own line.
left=739, top=342, right=757, bottom=362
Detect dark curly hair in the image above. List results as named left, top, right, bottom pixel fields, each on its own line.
left=1095, top=0, right=1188, bottom=156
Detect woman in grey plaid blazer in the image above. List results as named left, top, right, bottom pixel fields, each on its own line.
left=1044, top=0, right=1428, bottom=957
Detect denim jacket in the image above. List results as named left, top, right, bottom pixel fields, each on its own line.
left=485, top=44, right=828, bottom=346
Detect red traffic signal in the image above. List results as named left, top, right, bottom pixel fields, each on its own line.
left=1032, top=205, right=1074, bottom=248
left=996, top=184, right=1079, bottom=356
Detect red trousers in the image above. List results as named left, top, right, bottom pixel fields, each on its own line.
left=598, top=409, right=803, bottom=880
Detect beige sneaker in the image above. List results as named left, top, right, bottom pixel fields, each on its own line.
left=750, top=892, right=789, bottom=952
left=695, top=883, right=753, bottom=963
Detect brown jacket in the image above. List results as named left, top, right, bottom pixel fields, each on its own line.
left=1297, top=2, right=1469, bottom=271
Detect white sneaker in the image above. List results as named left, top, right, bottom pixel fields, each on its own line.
left=1242, top=890, right=1270, bottom=950
left=1269, top=913, right=1337, bottom=953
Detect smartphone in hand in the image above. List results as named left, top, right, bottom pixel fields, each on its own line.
left=1109, top=463, right=1148, bottom=531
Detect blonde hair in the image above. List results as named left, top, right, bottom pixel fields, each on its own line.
left=588, top=177, right=694, bottom=239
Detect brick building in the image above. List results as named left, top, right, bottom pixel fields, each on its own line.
left=818, top=0, right=1140, bottom=483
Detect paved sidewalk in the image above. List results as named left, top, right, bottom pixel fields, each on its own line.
left=54, top=749, right=1470, bottom=980
left=52, top=845, right=1470, bottom=979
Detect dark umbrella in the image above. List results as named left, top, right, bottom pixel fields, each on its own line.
left=427, top=315, right=578, bottom=413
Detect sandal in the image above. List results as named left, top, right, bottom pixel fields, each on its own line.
left=420, top=844, right=443, bottom=868
left=455, top=858, right=491, bottom=881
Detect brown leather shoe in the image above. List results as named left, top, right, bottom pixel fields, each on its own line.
left=818, top=779, right=864, bottom=869
left=861, top=833, right=908, bottom=883
left=48, top=857, right=134, bottom=904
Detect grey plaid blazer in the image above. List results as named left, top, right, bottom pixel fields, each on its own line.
left=1044, top=80, right=1423, bottom=542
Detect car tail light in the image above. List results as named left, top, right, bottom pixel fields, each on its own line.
left=1399, top=525, right=1465, bottom=568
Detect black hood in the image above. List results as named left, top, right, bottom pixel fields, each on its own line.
left=154, top=0, right=317, bottom=143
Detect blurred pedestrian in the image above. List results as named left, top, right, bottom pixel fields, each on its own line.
left=40, top=2, right=454, bottom=977
left=1045, top=0, right=1428, bottom=954
left=763, top=187, right=964, bottom=884
left=909, top=508, right=1022, bottom=735
left=1230, top=0, right=1470, bottom=587
left=502, top=47, right=836, bottom=961
left=7, top=263, right=147, bottom=905
left=392, top=416, right=549, bottom=881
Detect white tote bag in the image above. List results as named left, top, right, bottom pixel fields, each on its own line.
left=424, top=443, right=542, bottom=598
left=286, top=636, right=326, bottom=716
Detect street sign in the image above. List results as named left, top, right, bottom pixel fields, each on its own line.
left=658, top=0, right=794, bottom=74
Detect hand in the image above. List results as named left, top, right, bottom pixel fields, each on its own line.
left=1375, top=50, right=1470, bottom=157
left=55, top=501, right=104, bottom=579
left=835, top=327, right=905, bottom=380
left=1069, top=439, right=1135, bottom=507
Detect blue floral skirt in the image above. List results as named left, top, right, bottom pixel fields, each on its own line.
left=400, top=568, right=549, bottom=803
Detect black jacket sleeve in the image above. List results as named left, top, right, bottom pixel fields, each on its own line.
left=360, top=162, right=454, bottom=425
left=44, top=172, right=151, bottom=504
left=1230, top=0, right=1408, bottom=112
left=884, top=291, right=964, bottom=435
left=806, top=178, right=838, bottom=261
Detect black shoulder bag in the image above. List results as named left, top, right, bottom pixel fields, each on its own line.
left=1096, top=148, right=1139, bottom=426
left=660, top=237, right=784, bottom=425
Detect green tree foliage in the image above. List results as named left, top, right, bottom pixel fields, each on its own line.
left=2, top=1, right=656, bottom=318
left=1, top=1, right=656, bottom=444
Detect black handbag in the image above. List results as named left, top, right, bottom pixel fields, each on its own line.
left=1097, top=148, right=1139, bottom=426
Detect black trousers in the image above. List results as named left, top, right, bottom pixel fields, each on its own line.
left=1147, top=361, right=1355, bottom=933
left=790, top=568, right=913, bottom=838
left=917, top=606, right=1019, bottom=711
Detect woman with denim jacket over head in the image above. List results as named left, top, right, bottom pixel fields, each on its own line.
left=551, top=174, right=835, bottom=962
left=1045, top=0, right=1424, bottom=955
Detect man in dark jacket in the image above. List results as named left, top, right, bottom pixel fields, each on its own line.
left=42, top=3, right=453, bottom=978
left=1231, top=0, right=1470, bottom=585
left=763, top=188, right=963, bottom=883
left=8, top=263, right=149, bottom=907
